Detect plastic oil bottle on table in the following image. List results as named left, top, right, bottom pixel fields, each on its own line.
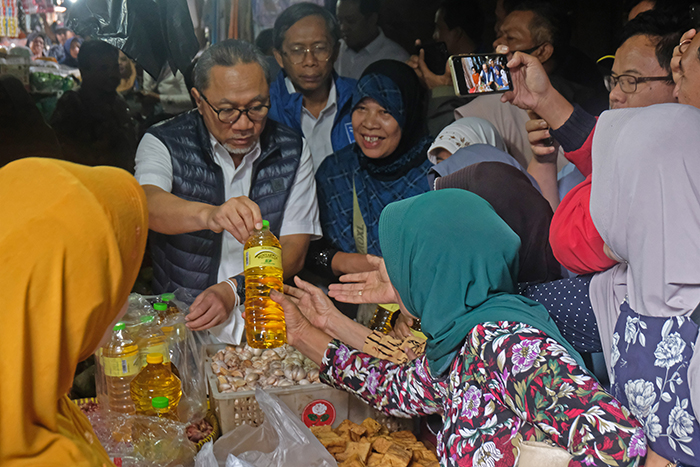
left=137, top=315, right=169, bottom=367
left=159, top=324, right=182, bottom=378
left=102, top=323, right=140, bottom=414
left=130, top=352, right=182, bottom=417
left=133, top=396, right=178, bottom=463
left=243, top=219, right=286, bottom=348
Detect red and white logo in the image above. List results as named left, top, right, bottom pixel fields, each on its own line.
left=302, top=399, right=336, bottom=427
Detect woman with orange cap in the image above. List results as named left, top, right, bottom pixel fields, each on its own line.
left=0, top=158, right=148, bottom=466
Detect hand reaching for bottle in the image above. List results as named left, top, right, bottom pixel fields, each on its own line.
left=328, top=255, right=396, bottom=304
left=283, top=276, right=341, bottom=333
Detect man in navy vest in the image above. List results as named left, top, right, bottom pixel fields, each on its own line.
left=135, top=40, right=321, bottom=332
left=269, top=3, right=356, bottom=171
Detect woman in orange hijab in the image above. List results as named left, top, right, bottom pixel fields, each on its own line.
left=0, top=158, right=148, bottom=466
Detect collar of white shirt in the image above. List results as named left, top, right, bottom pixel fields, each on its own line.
left=284, top=75, right=337, bottom=120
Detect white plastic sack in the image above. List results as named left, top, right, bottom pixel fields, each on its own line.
left=194, top=389, right=337, bottom=467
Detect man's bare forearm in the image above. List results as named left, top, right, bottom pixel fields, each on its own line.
left=280, top=233, right=310, bottom=279
left=143, top=184, right=213, bottom=234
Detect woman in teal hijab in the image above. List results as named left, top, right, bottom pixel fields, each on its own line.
left=272, top=190, right=645, bottom=467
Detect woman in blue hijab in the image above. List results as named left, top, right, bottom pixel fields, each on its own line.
left=274, top=190, right=645, bottom=467
left=60, top=37, right=82, bottom=68
left=310, top=60, right=433, bottom=278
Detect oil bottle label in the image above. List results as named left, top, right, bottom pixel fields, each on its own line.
left=141, top=344, right=170, bottom=365
left=244, top=246, right=282, bottom=270
left=103, top=355, right=140, bottom=377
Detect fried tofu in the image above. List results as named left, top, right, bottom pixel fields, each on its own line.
left=310, top=418, right=436, bottom=467
left=383, top=444, right=412, bottom=467
left=361, top=418, right=383, bottom=437
left=336, top=441, right=372, bottom=463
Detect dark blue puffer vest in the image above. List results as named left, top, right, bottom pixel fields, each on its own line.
left=147, top=110, right=302, bottom=295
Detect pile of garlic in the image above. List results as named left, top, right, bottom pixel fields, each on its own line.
left=210, top=344, right=320, bottom=393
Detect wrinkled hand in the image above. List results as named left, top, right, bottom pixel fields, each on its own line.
left=284, top=276, right=341, bottom=332
left=499, top=45, right=553, bottom=112
left=672, top=29, right=696, bottom=85
left=204, top=196, right=262, bottom=244
left=186, top=281, right=237, bottom=331
left=270, top=289, right=313, bottom=348
left=391, top=313, right=414, bottom=339
left=328, top=255, right=396, bottom=304
left=406, top=40, right=452, bottom=90
left=526, top=111, right=558, bottom=162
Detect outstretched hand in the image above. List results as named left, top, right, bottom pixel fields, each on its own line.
left=186, top=281, right=237, bottom=331
left=284, top=276, right=341, bottom=333
left=270, top=288, right=312, bottom=348
left=328, top=255, right=396, bottom=304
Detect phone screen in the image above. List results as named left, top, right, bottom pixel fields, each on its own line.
left=448, top=53, right=512, bottom=96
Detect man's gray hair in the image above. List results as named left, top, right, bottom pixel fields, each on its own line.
left=193, top=39, right=270, bottom=91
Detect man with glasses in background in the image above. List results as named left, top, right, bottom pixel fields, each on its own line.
left=134, top=39, right=321, bottom=334
left=269, top=2, right=356, bottom=171
left=511, top=10, right=685, bottom=211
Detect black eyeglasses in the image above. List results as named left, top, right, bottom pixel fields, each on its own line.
left=282, top=44, right=332, bottom=65
left=604, top=73, right=672, bottom=93
left=198, top=90, right=270, bottom=124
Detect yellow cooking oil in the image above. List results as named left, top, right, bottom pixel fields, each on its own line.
left=244, top=219, right=286, bottom=348
left=102, top=322, right=140, bottom=414
left=130, top=353, right=182, bottom=417
left=137, top=315, right=169, bottom=367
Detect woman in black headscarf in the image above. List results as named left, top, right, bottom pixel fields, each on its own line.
left=309, top=60, right=433, bottom=279
left=0, top=75, right=63, bottom=167
left=434, top=161, right=561, bottom=284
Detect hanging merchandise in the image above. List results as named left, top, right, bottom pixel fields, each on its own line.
left=65, top=0, right=199, bottom=80
left=0, top=0, right=18, bottom=37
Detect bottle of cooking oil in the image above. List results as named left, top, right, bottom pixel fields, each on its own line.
left=102, top=323, right=140, bottom=414
left=137, top=315, right=169, bottom=367
left=130, top=353, right=182, bottom=417
left=159, top=324, right=181, bottom=379
left=133, top=396, right=178, bottom=463
left=369, top=304, right=400, bottom=334
left=160, top=293, right=181, bottom=317
left=153, top=302, right=168, bottom=323
left=243, top=219, right=286, bottom=348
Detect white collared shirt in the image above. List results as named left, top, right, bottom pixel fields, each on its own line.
left=284, top=76, right=337, bottom=170
left=134, top=129, right=321, bottom=282
left=335, top=29, right=410, bottom=80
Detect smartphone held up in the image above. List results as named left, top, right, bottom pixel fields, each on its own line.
left=448, top=53, right=512, bottom=96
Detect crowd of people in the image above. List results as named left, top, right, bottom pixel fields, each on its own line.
left=3, top=0, right=700, bottom=466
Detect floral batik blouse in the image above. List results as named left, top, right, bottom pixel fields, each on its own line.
left=320, top=321, right=646, bottom=467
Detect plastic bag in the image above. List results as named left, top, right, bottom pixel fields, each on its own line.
left=163, top=288, right=209, bottom=423
left=194, top=389, right=337, bottom=467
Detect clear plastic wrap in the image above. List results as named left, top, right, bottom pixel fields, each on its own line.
left=85, top=409, right=196, bottom=467
left=194, top=389, right=337, bottom=467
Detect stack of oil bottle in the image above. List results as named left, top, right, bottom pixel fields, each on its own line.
left=95, top=293, right=195, bottom=464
